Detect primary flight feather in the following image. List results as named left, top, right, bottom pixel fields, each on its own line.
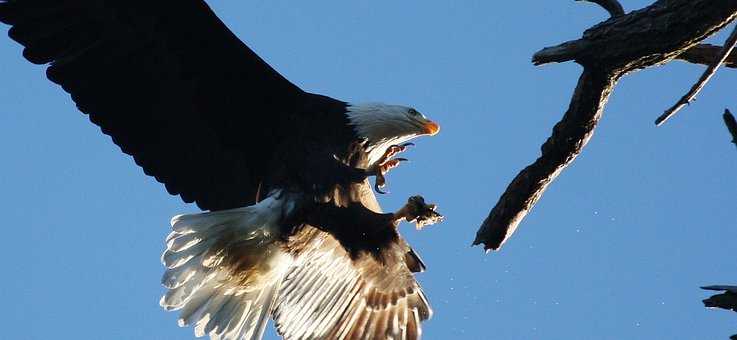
left=0, top=0, right=442, bottom=339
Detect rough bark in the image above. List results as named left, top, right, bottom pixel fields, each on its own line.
left=532, top=1, right=737, bottom=71
left=474, top=0, right=737, bottom=251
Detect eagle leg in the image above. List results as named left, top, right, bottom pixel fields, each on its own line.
left=369, top=143, right=414, bottom=194
left=394, top=195, right=444, bottom=230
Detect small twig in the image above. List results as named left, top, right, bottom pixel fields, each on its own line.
left=677, top=44, right=737, bottom=69
left=576, top=0, right=625, bottom=18
left=724, top=109, right=737, bottom=148
left=655, top=25, right=737, bottom=126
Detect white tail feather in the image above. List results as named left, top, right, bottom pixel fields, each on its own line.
left=160, top=193, right=294, bottom=340
left=161, top=260, right=199, bottom=289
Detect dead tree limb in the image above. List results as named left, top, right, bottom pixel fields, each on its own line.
left=656, top=25, right=737, bottom=126
left=473, top=71, right=616, bottom=251
left=474, top=0, right=737, bottom=251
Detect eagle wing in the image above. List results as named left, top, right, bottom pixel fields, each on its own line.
left=274, top=227, right=431, bottom=340
left=273, top=180, right=431, bottom=340
left=158, top=185, right=431, bottom=340
left=0, top=0, right=344, bottom=210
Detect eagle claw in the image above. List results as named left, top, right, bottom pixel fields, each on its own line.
left=368, top=143, right=414, bottom=194
left=372, top=158, right=407, bottom=194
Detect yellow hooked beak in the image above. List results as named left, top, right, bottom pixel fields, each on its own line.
left=422, top=120, right=440, bottom=135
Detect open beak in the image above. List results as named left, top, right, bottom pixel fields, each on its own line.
left=422, top=120, right=440, bottom=135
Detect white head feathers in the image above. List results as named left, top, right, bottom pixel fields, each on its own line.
left=345, top=103, right=439, bottom=164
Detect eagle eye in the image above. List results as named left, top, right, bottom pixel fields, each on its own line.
left=408, top=108, right=421, bottom=117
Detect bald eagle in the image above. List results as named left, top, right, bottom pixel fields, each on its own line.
left=0, top=0, right=443, bottom=339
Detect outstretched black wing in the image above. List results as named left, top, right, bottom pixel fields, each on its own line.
left=0, top=0, right=343, bottom=210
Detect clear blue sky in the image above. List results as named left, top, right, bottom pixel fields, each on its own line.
left=1, top=1, right=735, bottom=339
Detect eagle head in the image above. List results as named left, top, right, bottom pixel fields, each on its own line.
left=345, top=103, right=439, bottom=164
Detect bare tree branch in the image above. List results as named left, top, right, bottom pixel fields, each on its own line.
left=656, top=25, right=737, bottom=126
left=532, top=3, right=737, bottom=69
left=539, top=42, right=737, bottom=69
left=677, top=44, right=737, bottom=69
left=576, top=0, right=625, bottom=18
left=724, top=109, right=737, bottom=148
left=474, top=0, right=737, bottom=251
left=473, top=70, right=616, bottom=250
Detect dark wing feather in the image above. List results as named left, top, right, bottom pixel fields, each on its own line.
left=0, top=0, right=341, bottom=210
left=274, top=227, right=432, bottom=340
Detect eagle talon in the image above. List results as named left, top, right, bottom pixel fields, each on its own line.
left=374, top=174, right=388, bottom=194
left=363, top=141, right=416, bottom=194
left=374, top=183, right=388, bottom=194
left=366, top=148, right=410, bottom=193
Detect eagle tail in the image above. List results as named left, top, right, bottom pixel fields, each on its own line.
left=159, top=192, right=295, bottom=340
